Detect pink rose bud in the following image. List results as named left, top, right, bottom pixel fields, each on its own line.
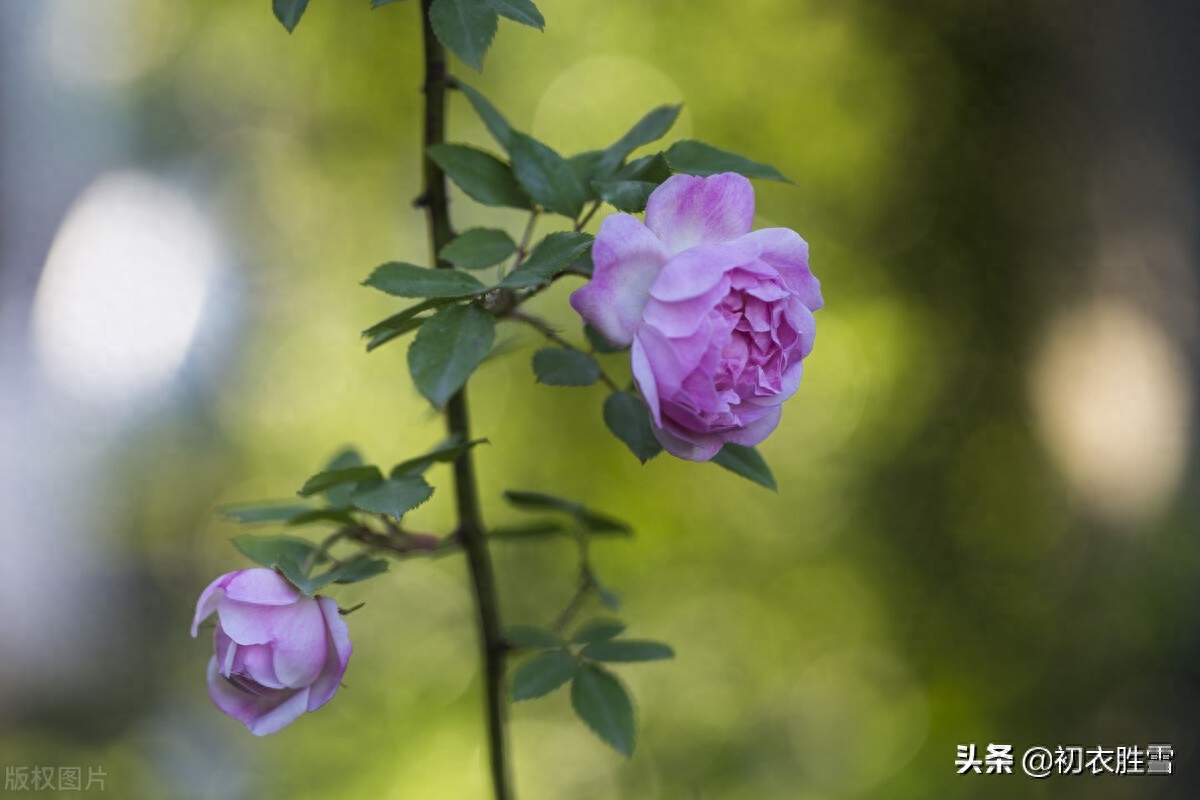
left=570, top=172, right=823, bottom=461
left=191, top=568, right=352, bottom=735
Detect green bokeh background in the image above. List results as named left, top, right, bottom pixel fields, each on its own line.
left=4, top=1, right=1199, bottom=798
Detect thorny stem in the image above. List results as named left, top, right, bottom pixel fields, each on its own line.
left=419, top=3, right=513, bottom=799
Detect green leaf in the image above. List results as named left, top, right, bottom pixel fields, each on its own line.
left=299, top=466, right=383, bottom=498
left=364, top=298, right=453, bottom=352
left=285, top=508, right=358, bottom=527
left=439, top=228, right=516, bottom=270
left=327, top=555, right=389, bottom=584
left=512, top=650, right=578, bottom=701
left=503, top=490, right=584, bottom=515
left=429, top=0, right=498, bottom=72
left=590, top=571, right=622, bottom=610
left=365, top=315, right=427, bottom=351
left=408, top=304, right=496, bottom=407
left=273, top=0, right=310, bottom=32
left=457, top=82, right=514, bottom=150
left=571, top=664, right=636, bottom=757
left=569, top=248, right=594, bottom=277
left=603, top=392, right=663, bottom=463
left=390, top=437, right=488, bottom=478
left=584, top=324, right=625, bottom=354
left=532, top=348, right=600, bottom=387
left=490, top=521, right=568, bottom=540
left=664, top=140, right=790, bottom=182
left=578, top=510, right=632, bottom=536
left=567, top=151, right=604, bottom=202
left=506, top=625, right=563, bottom=649
left=489, top=0, right=543, bottom=29
left=499, top=231, right=593, bottom=289
left=320, top=449, right=367, bottom=507
left=593, top=180, right=656, bottom=213
left=232, top=535, right=326, bottom=570
left=596, top=105, right=682, bottom=176
left=363, top=262, right=488, bottom=298
left=428, top=144, right=531, bottom=209
left=572, top=619, right=626, bottom=644
left=372, top=0, right=405, bottom=7
left=616, top=152, right=672, bottom=184
left=580, top=640, right=674, bottom=663
left=223, top=502, right=313, bottom=524
left=350, top=476, right=435, bottom=519
left=509, top=132, right=587, bottom=218
left=711, top=443, right=777, bottom=490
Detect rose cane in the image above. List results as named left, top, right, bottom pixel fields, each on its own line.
left=191, top=568, right=352, bottom=735
left=571, top=172, right=823, bottom=461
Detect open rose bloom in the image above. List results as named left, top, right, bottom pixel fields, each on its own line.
left=571, top=172, right=823, bottom=461
left=192, top=568, right=352, bottom=735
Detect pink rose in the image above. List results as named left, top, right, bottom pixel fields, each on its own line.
left=570, top=172, right=823, bottom=461
left=191, top=568, right=352, bottom=735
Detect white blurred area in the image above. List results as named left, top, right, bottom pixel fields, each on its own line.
left=0, top=2, right=227, bottom=708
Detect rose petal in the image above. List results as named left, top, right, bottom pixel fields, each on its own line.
left=247, top=687, right=311, bottom=736
left=206, top=656, right=309, bottom=736
left=267, top=599, right=329, bottom=688
left=651, top=416, right=724, bottom=462
left=645, top=173, right=755, bottom=255
left=308, top=597, right=353, bottom=711
left=741, top=228, right=822, bottom=311
left=724, top=406, right=783, bottom=448
left=648, top=240, right=759, bottom=303
left=630, top=337, right=661, bottom=426
left=191, top=571, right=237, bottom=637
left=224, top=568, right=303, bottom=606
left=569, top=214, right=667, bottom=347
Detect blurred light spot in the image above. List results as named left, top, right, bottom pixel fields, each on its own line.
left=38, top=0, right=186, bottom=89
left=533, top=55, right=692, bottom=153
left=1032, top=300, right=1190, bottom=525
left=32, top=172, right=220, bottom=405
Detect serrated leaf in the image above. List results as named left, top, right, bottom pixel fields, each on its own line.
left=499, top=231, right=593, bottom=289
left=489, top=0, right=543, bottom=29
left=366, top=315, right=428, bottom=351
left=569, top=248, right=594, bottom=277
left=584, top=324, right=625, bottom=354
left=490, top=520, right=568, bottom=540
left=275, top=553, right=320, bottom=595
left=503, top=490, right=584, bottom=514
left=223, top=502, right=313, bottom=524
left=428, top=143, right=531, bottom=209
left=616, top=152, right=672, bottom=184
left=593, top=180, right=656, bottom=213
left=390, top=437, right=488, bottom=478
left=596, top=105, right=682, bottom=176
left=572, top=619, right=626, bottom=644
left=512, top=651, right=578, bottom=701
left=364, top=298, right=453, bottom=352
left=273, top=0, right=310, bottom=32
left=711, top=443, right=777, bottom=490
left=321, top=449, right=367, bottom=507
left=286, top=508, right=358, bottom=527
left=327, top=555, right=389, bottom=584
left=232, top=535, right=326, bottom=570
left=350, top=476, right=434, bottom=519
left=567, top=150, right=604, bottom=203
left=581, top=640, right=674, bottom=663
left=571, top=664, right=636, bottom=757
left=457, top=81, right=513, bottom=150
left=430, top=0, right=498, bottom=72
left=506, top=625, right=563, bottom=649
left=664, top=140, right=790, bottom=182
left=603, top=392, right=663, bottom=463
left=439, top=228, right=516, bottom=270
left=363, top=262, right=488, bottom=298
left=408, top=304, right=496, bottom=407
left=299, top=466, right=383, bottom=498
left=510, top=132, right=587, bottom=218
left=532, top=348, right=600, bottom=387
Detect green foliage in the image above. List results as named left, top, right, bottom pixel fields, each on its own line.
left=711, top=443, right=777, bottom=490
left=571, top=619, right=626, bottom=644
left=286, top=508, right=358, bottom=527
left=223, top=502, right=313, bottom=524
left=232, top=535, right=328, bottom=570
left=664, top=140, right=790, bottom=182
left=532, top=348, right=600, bottom=387
left=571, top=664, right=636, bottom=757
left=363, top=298, right=453, bottom=353
left=505, top=625, right=562, bottom=650
left=439, top=228, right=516, bottom=270
left=579, top=639, right=674, bottom=663
left=273, top=0, right=310, bottom=33
left=390, top=436, right=488, bottom=477
left=350, top=476, right=435, bottom=520
left=617, top=152, right=673, bottom=183
left=510, top=132, right=587, bottom=218
left=299, top=466, right=385, bottom=498
left=408, top=304, right=496, bottom=407
left=584, top=324, right=625, bottom=354
left=427, top=144, right=531, bottom=208
left=604, top=392, right=663, bottom=463
left=429, top=0, right=498, bottom=72
left=511, top=651, right=578, bottom=701
left=489, top=0, right=544, bottom=30
left=593, top=180, right=656, bottom=213
left=499, top=231, right=592, bottom=289
left=596, top=104, right=682, bottom=177
left=327, top=555, right=390, bottom=584
left=363, top=262, right=489, bottom=298
left=456, top=82, right=514, bottom=150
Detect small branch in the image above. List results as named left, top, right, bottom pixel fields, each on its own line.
left=512, top=210, right=540, bottom=269
left=506, top=310, right=620, bottom=391
left=301, top=528, right=348, bottom=574
left=551, top=521, right=595, bottom=635
left=574, top=200, right=603, bottom=232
